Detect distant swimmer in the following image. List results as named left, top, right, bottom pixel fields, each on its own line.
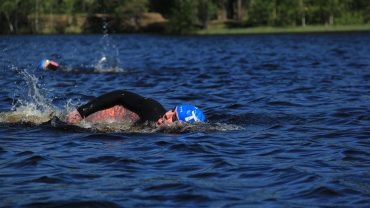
left=39, top=59, right=60, bottom=71
left=38, top=59, right=124, bottom=73
left=66, top=90, right=206, bottom=127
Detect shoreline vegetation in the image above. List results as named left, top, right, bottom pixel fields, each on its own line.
left=197, top=24, right=370, bottom=35
left=1, top=0, right=370, bottom=35
left=6, top=15, right=370, bottom=36
left=5, top=23, right=370, bottom=36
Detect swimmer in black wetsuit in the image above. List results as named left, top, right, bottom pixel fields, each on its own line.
left=67, top=90, right=206, bottom=126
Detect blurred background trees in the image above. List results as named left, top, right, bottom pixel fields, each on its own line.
left=1, top=0, right=369, bottom=34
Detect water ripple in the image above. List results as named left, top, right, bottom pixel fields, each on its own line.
left=0, top=34, right=370, bottom=207
left=24, top=201, right=120, bottom=208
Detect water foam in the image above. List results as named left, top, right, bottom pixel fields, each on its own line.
left=72, top=121, right=244, bottom=134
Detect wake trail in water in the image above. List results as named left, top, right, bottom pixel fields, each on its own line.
left=49, top=65, right=126, bottom=74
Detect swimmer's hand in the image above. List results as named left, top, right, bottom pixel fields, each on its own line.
left=67, top=110, right=82, bottom=124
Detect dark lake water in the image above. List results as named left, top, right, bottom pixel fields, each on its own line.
left=1, top=33, right=370, bottom=207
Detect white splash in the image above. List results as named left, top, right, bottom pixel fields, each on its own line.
left=0, top=67, right=59, bottom=124
left=94, top=18, right=123, bottom=72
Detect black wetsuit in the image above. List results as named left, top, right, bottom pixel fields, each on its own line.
left=77, top=90, right=166, bottom=123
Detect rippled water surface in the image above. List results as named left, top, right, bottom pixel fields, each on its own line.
left=1, top=33, right=370, bottom=207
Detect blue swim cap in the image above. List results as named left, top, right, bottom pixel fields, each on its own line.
left=38, top=59, right=48, bottom=70
left=176, top=104, right=205, bottom=123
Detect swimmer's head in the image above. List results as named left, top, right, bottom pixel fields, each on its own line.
left=157, top=104, right=205, bottom=126
left=38, top=59, right=59, bottom=70
left=38, top=59, right=48, bottom=70
left=176, top=104, right=205, bottom=123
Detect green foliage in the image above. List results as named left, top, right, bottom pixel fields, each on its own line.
left=247, top=0, right=275, bottom=26
left=207, top=1, right=219, bottom=20
left=0, top=0, right=17, bottom=12
left=354, top=0, right=370, bottom=23
left=0, top=0, right=30, bottom=33
left=114, top=0, right=148, bottom=32
left=73, top=0, right=95, bottom=13
left=274, top=0, right=301, bottom=26
left=167, top=0, right=198, bottom=34
left=1, top=0, right=370, bottom=34
left=197, top=0, right=218, bottom=28
left=335, top=12, right=364, bottom=25
left=149, top=0, right=175, bottom=18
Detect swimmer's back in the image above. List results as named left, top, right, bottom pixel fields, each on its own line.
left=85, top=105, right=140, bottom=123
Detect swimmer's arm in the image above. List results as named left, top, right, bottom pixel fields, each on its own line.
left=77, top=90, right=145, bottom=118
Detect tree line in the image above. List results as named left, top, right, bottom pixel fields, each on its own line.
left=1, top=0, right=369, bottom=34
